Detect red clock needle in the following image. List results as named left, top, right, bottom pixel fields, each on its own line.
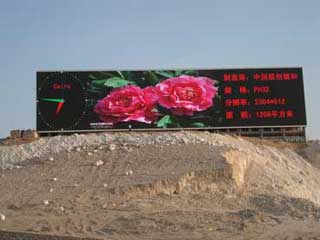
left=56, top=101, right=65, bottom=114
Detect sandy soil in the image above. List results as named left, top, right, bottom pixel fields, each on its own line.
left=0, top=133, right=320, bottom=240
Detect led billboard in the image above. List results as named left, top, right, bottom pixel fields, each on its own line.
left=36, top=67, right=306, bottom=132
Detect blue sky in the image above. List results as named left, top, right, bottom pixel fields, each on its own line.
left=0, top=0, right=319, bottom=139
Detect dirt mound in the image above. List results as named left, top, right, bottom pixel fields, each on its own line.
left=0, top=132, right=320, bottom=239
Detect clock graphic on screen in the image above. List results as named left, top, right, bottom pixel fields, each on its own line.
left=37, top=72, right=87, bottom=130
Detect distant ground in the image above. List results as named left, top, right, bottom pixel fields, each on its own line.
left=0, top=132, right=320, bottom=240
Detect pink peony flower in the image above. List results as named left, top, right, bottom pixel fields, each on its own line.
left=156, top=75, right=218, bottom=116
left=94, top=85, right=159, bottom=125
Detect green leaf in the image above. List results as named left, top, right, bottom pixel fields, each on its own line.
left=100, top=72, right=117, bottom=78
left=183, top=70, right=197, bottom=75
left=190, top=115, right=208, bottom=119
left=89, top=74, right=97, bottom=80
left=104, top=77, right=135, bottom=88
left=175, top=70, right=183, bottom=76
left=157, top=115, right=172, bottom=128
left=147, top=71, right=160, bottom=84
left=191, top=122, right=205, bottom=127
left=155, top=71, right=174, bottom=79
left=87, top=88, right=104, bottom=94
left=122, top=71, right=133, bottom=81
left=88, top=85, right=105, bottom=91
left=92, top=79, right=108, bottom=86
left=117, top=71, right=125, bottom=79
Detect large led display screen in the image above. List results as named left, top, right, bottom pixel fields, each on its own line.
left=36, top=67, right=306, bottom=132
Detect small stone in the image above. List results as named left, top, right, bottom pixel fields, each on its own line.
left=59, top=206, right=64, bottom=212
left=52, top=177, right=57, bottom=182
left=0, top=214, right=5, bottom=221
left=76, top=147, right=81, bottom=152
left=73, top=183, right=79, bottom=187
left=109, top=144, right=116, bottom=151
left=103, top=183, right=108, bottom=188
left=88, top=152, right=93, bottom=156
left=182, top=138, right=189, bottom=144
left=125, top=171, right=129, bottom=176
left=43, top=200, right=49, bottom=206
left=49, top=157, right=54, bottom=161
left=128, top=170, right=133, bottom=176
left=93, top=149, right=98, bottom=153
left=95, top=160, right=104, bottom=166
left=49, top=188, right=54, bottom=193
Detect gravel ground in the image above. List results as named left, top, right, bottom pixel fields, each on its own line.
left=0, top=132, right=245, bottom=170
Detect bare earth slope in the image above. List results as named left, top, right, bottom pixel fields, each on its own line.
left=0, top=132, right=320, bottom=240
